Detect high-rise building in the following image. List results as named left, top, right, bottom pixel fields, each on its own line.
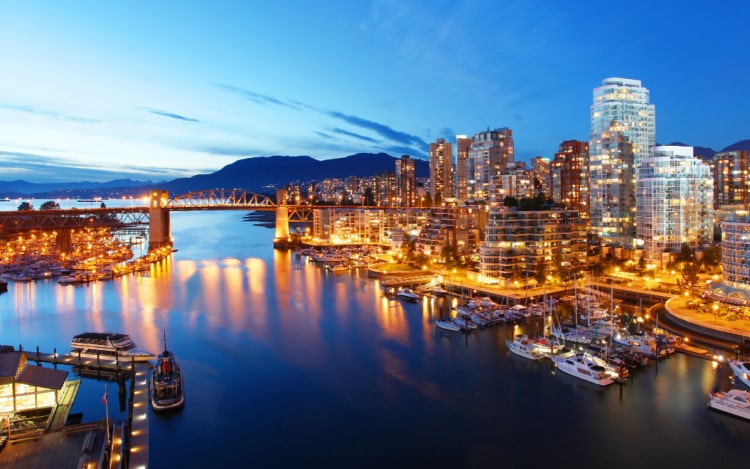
left=551, top=140, right=589, bottom=216
left=396, top=155, right=417, bottom=207
left=429, top=138, right=453, bottom=205
left=466, top=127, right=514, bottom=202
left=455, top=135, right=472, bottom=202
left=712, top=150, right=750, bottom=209
left=531, top=156, right=551, bottom=197
left=589, top=78, right=655, bottom=245
left=499, top=162, right=533, bottom=201
left=636, top=146, right=713, bottom=263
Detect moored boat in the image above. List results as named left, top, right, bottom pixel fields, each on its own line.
left=708, top=388, right=750, bottom=420
left=506, top=335, right=547, bottom=361
left=435, top=320, right=461, bottom=332
left=396, top=288, right=420, bottom=302
left=151, top=331, right=185, bottom=412
left=552, top=353, right=615, bottom=386
left=729, top=360, right=750, bottom=388
left=70, top=332, right=154, bottom=361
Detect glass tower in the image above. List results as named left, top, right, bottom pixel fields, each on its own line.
left=589, top=77, right=655, bottom=245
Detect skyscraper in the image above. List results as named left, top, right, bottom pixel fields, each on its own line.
left=551, top=140, right=589, bottom=216
left=466, top=127, right=514, bottom=202
left=636, top=146, right=713, bottom=264
left=589, top=78, right=655, bottom=245
left=396, top=155, right=416, bottom=207
left=455, top=135, right=472, bottom=202
left=712, top=150, right=750, bottom=209
left=429, top=138, right=453, bottom=205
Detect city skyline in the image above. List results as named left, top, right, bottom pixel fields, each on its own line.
left=1, top=0, right=748, bottom=183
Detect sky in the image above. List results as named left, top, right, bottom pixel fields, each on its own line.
left=0, top=0, right=748, bottom=183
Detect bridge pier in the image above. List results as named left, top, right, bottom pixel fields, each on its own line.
left=273, top=189, right=290, bottom=249
left=149, top=190, right=172, bottom=250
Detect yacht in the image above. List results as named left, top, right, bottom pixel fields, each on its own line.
left=708, top=388, right=750, bottom=421
left=728, top=360, right=750, bottom=388
left=151, top=331, right=185, bottom=412
left=505, top=335, right=547, bottom=361
left=70, top=332, right=154, bottom=362
left=435, top=320, right=461, bottom=332
left=396, top=288, right=420, bottom=302
left=552, top=353, right=615, bottom=386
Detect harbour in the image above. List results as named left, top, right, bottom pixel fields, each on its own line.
left=0, top=210, right=748, bottom=467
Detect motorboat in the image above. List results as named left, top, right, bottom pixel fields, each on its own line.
left=728, top=360, right=750, bottom=388
left=396, top=288, right=420, bottom=302
left=708, top=388, right=750, bottom=421
left=435, top=320, right=461, bottom=332
left=506, top=335, right=547, bottom=361
left=452, top=315, right=477, bottom=331
left=552, top=353, right=615, bottom=386
left=151, top=331, right=185, bottom=412
left=70, top=332, right=154, bottom=362
left=329, top=264, right=350, bottom=273
left=429, top=285, right=449, bottom=297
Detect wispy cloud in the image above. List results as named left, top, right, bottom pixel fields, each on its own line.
left=141, top=107, right=199, bottom=122
left=328, top=127, right=380, bottom=144
left=214, top=83, right=301, bottom=110
left=0, top=103, right=100, bottom=124
left=326, top=110, right=427, bottom=148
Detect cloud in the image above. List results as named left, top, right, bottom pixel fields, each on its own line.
left=214, top=83, right=301, bottom=110
left=192, top=145, right=257, bottom=157
left=327, top=127, right=380, bottom=144
left=141, top=107, right=199, bottom=122
left=326, top=110, right=427, bottom=149
left=0, top=103, right=100, bottom=124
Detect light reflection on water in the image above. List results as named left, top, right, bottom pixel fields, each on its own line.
left=0, top=211, right=749, bottom=467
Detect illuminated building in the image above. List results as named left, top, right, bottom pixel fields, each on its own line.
left=479, top=207, right=587, bottom=285
left=551, top=140, right=589, bottom=216
left=455, top=135, right=472, bottom=202
left=466, top=127, right=514, bottom=202
left=636, top=146, right=713, bottom=264
left=0, top=351, right=69, bottom=414
left=590, top=77, right=655, bottom=245
left=414, top=207, right=481, bottom=261
left=531, top=156, right=551, bottom=197
left=396, top=155, right=417, bottom=207
left=712, top=150, right=750, bottom=209
left=429, top=138, right=453, bottom=205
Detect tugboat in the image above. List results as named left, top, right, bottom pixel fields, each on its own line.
left=150, top=331, right=184, bottom=412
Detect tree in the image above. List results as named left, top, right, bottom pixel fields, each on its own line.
left=17, top=201, right=33, bottom=211
left=503, top=196, right=518, bottom=208
left=677, top=261, right=701, bottom=295
left=363, top=187, right=376, bottom=206
left=434, top=192, right=443, bottom=206
left=676, top=243, right=695, bottom=263
left=40, top=200, right=60, bottom=210
left=702, top=245, right=721, bottom=270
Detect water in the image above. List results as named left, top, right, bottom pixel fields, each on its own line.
left=1, top=210, right=748, bottom=467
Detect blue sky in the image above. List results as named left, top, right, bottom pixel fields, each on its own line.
left=1, top=0, right=748, bottom=183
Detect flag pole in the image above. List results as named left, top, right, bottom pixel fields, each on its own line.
left=104, top=382, right=110, bottom=445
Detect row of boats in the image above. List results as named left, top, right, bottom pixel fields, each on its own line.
left=70, top=331, right=185, bottom=412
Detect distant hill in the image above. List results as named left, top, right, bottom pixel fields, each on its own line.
left=722, top=140, right=750, bottom=152
left=0, top=178, right=157, bottom=199
left=159, top=153, right=429, bottom=195
left=664, top=142, right=716, bottom=160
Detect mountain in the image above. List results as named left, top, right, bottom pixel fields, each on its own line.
left=664, top=142, right=716, bottom=160
left=0, top=178, right=157, bottom=199
left=721, top=139, right=750, bottom=152
left=159, top=153, right=429, bottom=195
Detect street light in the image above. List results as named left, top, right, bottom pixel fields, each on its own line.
left=713, top=303, right=719, bottom=324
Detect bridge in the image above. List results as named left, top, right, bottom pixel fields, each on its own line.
left=0, top=189, right=394, bottom=250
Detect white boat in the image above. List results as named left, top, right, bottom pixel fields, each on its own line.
left=729, top=360, right=750, bottom=388
left=430, top=285, right=449, bottom=297
left=708, top=388, right=750, bottom=420
left=506, top=335, right=547, bottom=360
left=151, top=331, right=185, bottom=412
left=330, top=264, right=350, bottom=273
left=70, top=332, right=154, bottom=362
left=552, top=353, right=615, bottom=386
left=435, top=320, right=461, bottom=332
left=452, top=315, right=478, bottom=331
left=396, top=288, right=420, bottom=302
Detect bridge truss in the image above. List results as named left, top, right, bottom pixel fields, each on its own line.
left=0, top=208, right=149, bottom=235
left=168, top=189, right=276, bottom=210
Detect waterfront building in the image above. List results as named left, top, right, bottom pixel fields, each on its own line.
left=636, top=146, right=713, bottom=265
left=531, top=156, right=551, bottom=197
left=429, top=138, right=453, bottom=205
left=414, top=207, right=481, bottom=262
left=396, top=155, right=417, bottom=207
left=712, top=150, right=750, bottom=210
left=589, top=77, right=656, bottom=246
left=479, top=207, right=587, bottom=285
left=0, top=351, right=69, bottom=414
left=705, top=212, right=750, bottom=304
left=311, top=208, right=430, bottom=245
left=466, top=127, right=514, bottom=202
left=551, top=140, right=589, bottom=217
left=455, top=135, right=472, bottom=202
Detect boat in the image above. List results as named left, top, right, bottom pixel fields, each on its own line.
left=70, top=332, right=154, bottom=362
left=552, top=353, right=615, bottom=386
left=505, top=335, right=547, bottom=361
left=708, top=388, right=750, bottom=420
left=452, top=315, right=478, bottom=331
left=435, top=320, right=461, bottom=332
left=330, top=264, right=350, bottom=273
left=151, top=331, right=185, bottom=412
left=396, top=288, right=420, bottom=302
left=728, top=360, right=750, bottom=388
left=429, top=285, right=449, bottom=297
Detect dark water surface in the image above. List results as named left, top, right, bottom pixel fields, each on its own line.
left=1, top=211, right=748, bottom=468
